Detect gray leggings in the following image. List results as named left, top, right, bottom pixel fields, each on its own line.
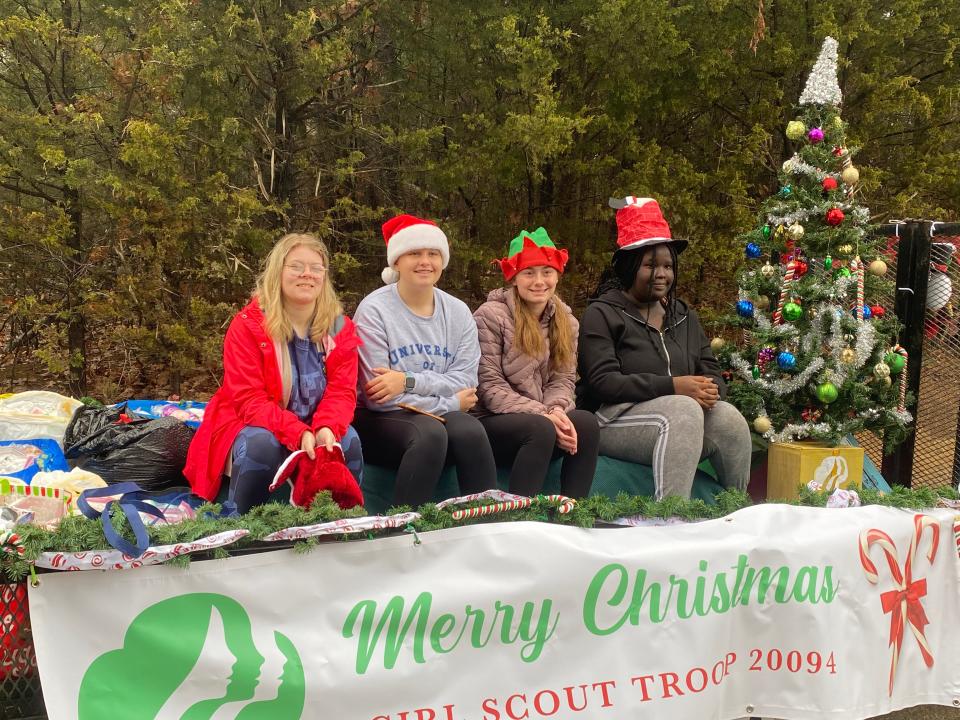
left=596, top=396, right=751, bottom=500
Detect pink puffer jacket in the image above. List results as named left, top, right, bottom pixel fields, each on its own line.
left=473, top=287, right=578, bottom=416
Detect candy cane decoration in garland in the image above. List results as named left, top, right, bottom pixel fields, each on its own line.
left=891, top=344, right=908, bottom=412
left=451, top=498, right=532, bottom=520
left=853, top=255, right=865, bottom=321
left=450, top=495, right=577, bottom=521
left=772, top=260, right=796, bottom=325
left=0, top=530, right=24, bottom=556
left=858, top=514, right=940, bottom=696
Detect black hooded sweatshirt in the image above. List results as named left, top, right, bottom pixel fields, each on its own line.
left=575, top=288, right=726, bottom=411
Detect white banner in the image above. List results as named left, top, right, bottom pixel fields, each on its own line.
left=29, top=505, right=960, bottom=720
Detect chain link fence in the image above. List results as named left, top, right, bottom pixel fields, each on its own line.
left=857, top=222, right=960, bottom=490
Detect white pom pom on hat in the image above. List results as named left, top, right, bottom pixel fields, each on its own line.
left=380, top=213, right=450, bottom=284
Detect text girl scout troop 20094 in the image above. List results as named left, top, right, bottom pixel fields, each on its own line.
left=183, top=198, right=752, bottom=515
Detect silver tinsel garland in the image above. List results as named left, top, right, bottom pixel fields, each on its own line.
left=765, top=421, right=834, bottom=444
left=766, top=201, right=870, bottom=228
left=730, top=352, right=825, bottom=395
left=799, top=37, right=842, bottom=107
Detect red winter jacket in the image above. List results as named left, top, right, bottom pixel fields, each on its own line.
left=183, top=298, right=361, bottom=501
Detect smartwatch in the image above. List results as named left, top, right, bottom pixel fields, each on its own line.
left=404, top=371, right=416, bottom=392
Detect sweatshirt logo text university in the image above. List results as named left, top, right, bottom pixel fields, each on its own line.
left=388, top=342, right=456, bottom=367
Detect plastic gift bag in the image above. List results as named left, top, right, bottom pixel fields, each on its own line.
left=30, top=467, right=106, bottom=514
left=0, top=478, right=71, bottom=529
left=0, top=438, right=69, bottom=484
left=124, top=400, right=206, bottom=429
left=63, top=404, right=194, bottom=491
left=0, top=391, right=83, bottom=446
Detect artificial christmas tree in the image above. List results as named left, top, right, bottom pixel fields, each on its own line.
left=716, top=37, right=912, bottom=453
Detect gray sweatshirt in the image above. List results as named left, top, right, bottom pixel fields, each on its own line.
left=353, top=284, right=480, bottom=415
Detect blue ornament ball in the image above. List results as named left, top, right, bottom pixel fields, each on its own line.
left=736, top=299, right=755, bottom=318
left=777, top=351, right=797, bottom=370
left=851, top=305, right=872, bottom=319
left=745, top=242, right=762, bottom=259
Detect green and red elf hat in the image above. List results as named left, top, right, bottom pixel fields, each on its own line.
left=496, top=227, right=569, bottom=282
left=610, top=196, right=688, bottom=255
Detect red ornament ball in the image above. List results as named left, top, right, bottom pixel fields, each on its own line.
left=826, top=208, right=845, bottom=226
left=870, top=305, right=885, bottom=318
left=822, top=177, right=838, bottom=191
left=793, top=259, right=809, bottom=277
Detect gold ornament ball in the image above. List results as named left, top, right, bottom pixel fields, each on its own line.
left=830, top=115, right=844, bottom=130
left=760, top=263, right=776, bottom=278
left=841, top=166, right=860, bottom=185
left=753, top=416, right=772, bottom=434
left=788, top=223, right=805, bottom=241
left=868, top=259, right=887, bottom=276
left=756, top=295, right=771, bottom=310
left=841, top=348, right=856, bottom=363
left=837, top=244, right=853, bottom=255
left=785, top=121, right=806, bottom=140
left=782, top=158, right=796, bottom=174
left=873, top=362, right=891, bottom=379
left=710, top=337, right=725, bottom=353
left=882, top=376, right=892, bottom=387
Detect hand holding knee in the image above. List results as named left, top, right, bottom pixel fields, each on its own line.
left=546, top=408, right=577, bottom=454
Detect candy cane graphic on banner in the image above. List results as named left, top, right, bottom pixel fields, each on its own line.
left=858, top=514, right=940, bottom=696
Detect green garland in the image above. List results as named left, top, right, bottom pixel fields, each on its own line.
left=3, top=485, right=957, bottom=581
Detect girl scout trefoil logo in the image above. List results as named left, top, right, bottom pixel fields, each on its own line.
left=78, top=593, right=305, bottom=719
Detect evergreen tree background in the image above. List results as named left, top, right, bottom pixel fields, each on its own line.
left=0, top=1, right=957, bottom=400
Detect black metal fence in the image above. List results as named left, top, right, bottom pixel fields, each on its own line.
left=860, top=220, right=960, bottom=490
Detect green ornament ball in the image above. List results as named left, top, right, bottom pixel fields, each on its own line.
left=834, top=267, right=852, bottom=278
left=817, top=382, right=839, bottom=404
left=779, top=185, right=793, bottom=198
left=782, top=301, right=803, bottom=322
left=884, top=352, right=906, bottom=375
left=785, top=120, right=807, bottom=141
left=762, top=225, right=771, bottom=240
left=752, top=365, right=761, bottom=380
left=824, top=255, right=833, bottom=270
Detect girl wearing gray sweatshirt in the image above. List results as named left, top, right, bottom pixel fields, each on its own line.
left=352, top=214, right=497, bottom=507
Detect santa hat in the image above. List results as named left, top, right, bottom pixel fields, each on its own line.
left=380, top=213, right=450, bottom=284
left=269, top=445, right=364, bottom=509
left=496, top=227, right=569, bottom=281
left=610, top=197, right=688, bottom=255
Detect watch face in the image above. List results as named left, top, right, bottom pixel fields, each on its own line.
left=404, top=374, right=415, bottom=391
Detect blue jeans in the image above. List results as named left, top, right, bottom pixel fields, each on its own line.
left=226, top=425, right=364, bottom=514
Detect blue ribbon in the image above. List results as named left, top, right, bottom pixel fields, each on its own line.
left=77, top=483, right=166, bottom=558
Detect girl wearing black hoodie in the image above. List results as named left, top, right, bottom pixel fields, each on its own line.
left=576, top=198, right=751, bottom=499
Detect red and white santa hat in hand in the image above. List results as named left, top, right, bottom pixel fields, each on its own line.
left=612, top=197, right=688, bottom=255
left=381, top=213, right=450, bottom=283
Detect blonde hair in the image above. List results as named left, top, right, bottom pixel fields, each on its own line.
left=255, top=233, right=343, bottom=343
left=511, top=286, right=575, bottom=372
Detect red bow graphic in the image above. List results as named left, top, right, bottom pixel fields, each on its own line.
left=859, top=514, right=940, bottom=696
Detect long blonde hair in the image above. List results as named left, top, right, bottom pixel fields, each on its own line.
left=511, top=286, right=575, bottom=372
left=255, top=233, right=343, bottom=343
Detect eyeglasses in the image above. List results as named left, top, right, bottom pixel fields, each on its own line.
left=284, top=262, right=326, bottom=275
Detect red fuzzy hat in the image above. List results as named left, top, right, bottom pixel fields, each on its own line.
left=611, top=197, right=688, bottom=255
left=380, top=214, right=450, bottom=284
left=269, top=445, right=363, bottom=509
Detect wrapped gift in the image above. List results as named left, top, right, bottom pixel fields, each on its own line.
left=767, top=442, right=864, bottom=500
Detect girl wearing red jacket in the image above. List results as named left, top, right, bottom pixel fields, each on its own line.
left=184, top=233, right=362, bottom=513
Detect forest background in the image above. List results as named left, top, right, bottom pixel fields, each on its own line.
left=0, top=0, right=957, bottom=400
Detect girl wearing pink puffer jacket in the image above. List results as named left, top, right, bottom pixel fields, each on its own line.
left=473, top=228, right=599, bottom=498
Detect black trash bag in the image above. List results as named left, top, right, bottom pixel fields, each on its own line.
left=63, top=404, right=195, bottom=490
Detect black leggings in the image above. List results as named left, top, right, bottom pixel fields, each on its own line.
left=353, top=408, right=497, bottom=507
left=478, top=410, right=599, bottom=498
